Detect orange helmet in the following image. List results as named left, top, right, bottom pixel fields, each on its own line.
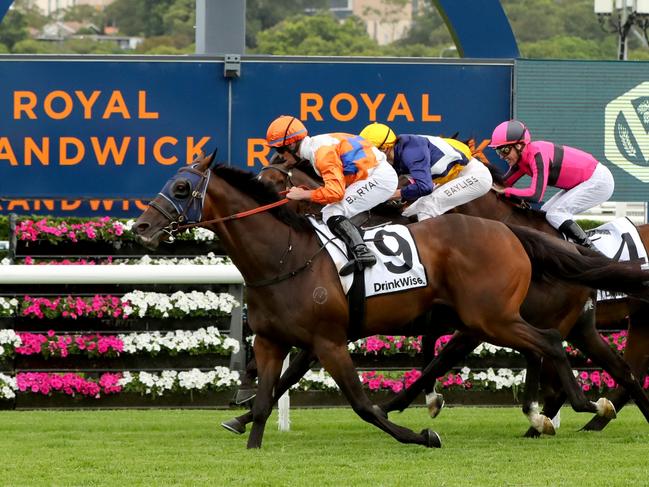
left=265, top=116, right=308, bottom=147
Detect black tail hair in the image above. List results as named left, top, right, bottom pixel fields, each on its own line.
left=507, top=224, right=649, bottom=300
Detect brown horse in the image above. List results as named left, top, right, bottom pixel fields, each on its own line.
left=255, top=161, right=649, bottom=436
left=133, top=154, right=646, bottom=449
left=452, top=185, right=649, bottom=434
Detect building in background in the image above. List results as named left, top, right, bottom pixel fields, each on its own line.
left=325, top=0, right=419, bottom=45
left=29, top=0, right=114, bottom=16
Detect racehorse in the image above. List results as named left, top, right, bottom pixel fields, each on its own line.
left=451, top=181, right=649, bottom=434
left=133, top=153, right=647, bottom=449
left=255, top=161, right=649, bottom=436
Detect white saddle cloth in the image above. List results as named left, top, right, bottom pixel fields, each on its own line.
left=586, top=217, right=648, bottom=301
left=310, top=217, right=428, bottom=297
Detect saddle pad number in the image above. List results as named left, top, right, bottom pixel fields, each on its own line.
left=373, top=229, right=413, bottom=274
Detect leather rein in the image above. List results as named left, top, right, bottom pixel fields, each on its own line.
left=150, top=164, right=329, bottom=288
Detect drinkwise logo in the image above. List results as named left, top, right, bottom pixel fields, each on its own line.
left=605, top=81, right=649, bottom=182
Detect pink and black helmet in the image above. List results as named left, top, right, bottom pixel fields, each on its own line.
left=489, top=120, right=531, bottom=147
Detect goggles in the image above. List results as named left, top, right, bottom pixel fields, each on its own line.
left=495, top=145, right=514, bottom=157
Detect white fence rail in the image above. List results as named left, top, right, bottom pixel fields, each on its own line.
left=0, top=264, right=244, bottom=284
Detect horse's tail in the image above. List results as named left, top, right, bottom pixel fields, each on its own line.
left=506, top=223, right=649, bottom=299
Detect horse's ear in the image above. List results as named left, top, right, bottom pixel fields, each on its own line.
left=208, top=148, right=218, bottom=169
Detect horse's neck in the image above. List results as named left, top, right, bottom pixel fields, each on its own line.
left=455, top=191, right=558, bottom=237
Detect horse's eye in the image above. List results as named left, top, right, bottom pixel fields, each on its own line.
left=173, top=180, right=191, bottom=199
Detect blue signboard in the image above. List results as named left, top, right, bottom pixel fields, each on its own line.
left=0, top=59, right=228, bottom=197
left=0, top=57, right=511, bottom=216
left=234, top=60, right=512, bottom=171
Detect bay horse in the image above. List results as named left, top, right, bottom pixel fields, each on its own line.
left=451, top=184, right=649, bottom=434
left=254, top=161, right=649, bottom=437
left=133, top=153, right=647, bottom=449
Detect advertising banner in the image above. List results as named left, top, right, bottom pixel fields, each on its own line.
left=0, top=57, right=512, bottom=216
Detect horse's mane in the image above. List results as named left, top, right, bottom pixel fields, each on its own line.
left=270, top=155, right=323, bottom=183
left=211, top=164, right=313, bottom=232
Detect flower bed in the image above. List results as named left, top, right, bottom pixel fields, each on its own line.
left=1, top=367, right=240, bottom=401
left=0, top=291, right=238, bottom=320
left=6, top=327, right=239, bottom=360
left=12, top=217, right=216, bottom=244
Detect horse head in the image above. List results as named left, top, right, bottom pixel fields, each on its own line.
left=133, top=152, right=216, bottom=250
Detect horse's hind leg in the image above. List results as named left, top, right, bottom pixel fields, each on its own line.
left=222, top=349, right=317, bottom=435
left=379, top=330, right=480, bottom=418
left=246, top=336, right=289, bottom=449
left=488, top=319, right=614, bottom=419
left=316, top=341, right=441, bottom=448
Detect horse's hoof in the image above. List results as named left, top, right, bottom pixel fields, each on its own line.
left=221, top=418, right=246, bottom=435
left=234, top=388, right=257, bottom=405
left=580, top=415, right=610, bottom=432
left=372, top=404, right=388, bottom=419
left=540, top=415, right=556, bottom=436
left=523, top=427, right=541, bottom=438
left=426, top=394, right=445, bottom=419
left=595, top=398, right=617, bottom=420
left=421, top=428, right=442, bottom=448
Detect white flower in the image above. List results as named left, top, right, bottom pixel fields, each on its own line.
left=0, top=373, right=17, bottom=399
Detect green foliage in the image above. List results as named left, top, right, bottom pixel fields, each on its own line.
left=0, top=8, right=28, bottom=50
left=11, top=37, right=122, bottom=55
left=62, top=4, right=105, bottom=28
left=521, top=36, right=617, bottom=60
left=254, top=13, right=382, bottom=56
left=577, top=219, right=606, bottom=230
left=246, top=0, right=329, bottom=48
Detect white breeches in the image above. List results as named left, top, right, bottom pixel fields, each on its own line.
left=321, top=159, right=398, bottom=223
left=542, top=163, right=615, bottom=229
left=401, top=158, right=493, bottom=221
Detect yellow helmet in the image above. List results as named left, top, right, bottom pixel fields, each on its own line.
left=360, top=122, right=397, bottom=150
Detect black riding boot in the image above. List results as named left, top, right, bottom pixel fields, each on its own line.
left=327, top=215, right=377, bottom=276
left=559, top=220, right=598, bottom=251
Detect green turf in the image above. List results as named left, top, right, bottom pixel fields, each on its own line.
left=0, top=406, right=647, bottom=486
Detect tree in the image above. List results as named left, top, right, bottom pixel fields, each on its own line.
left=0, top=7, right=28, bottom=50
left=104, top=0, right=175, bottom=37
left=246, top=0, right=328, bottom=48
left=253, top=13, right=383, bottom=56
left=62, top=4, right=106, bottom=29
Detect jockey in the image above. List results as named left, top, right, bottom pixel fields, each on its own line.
left=359, top=122, right=493, bottom=221
left=265, top=115, right=398, bottom=276
left=489, top=120, right=615, bottom=250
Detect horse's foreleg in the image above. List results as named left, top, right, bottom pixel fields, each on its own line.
left=523, top=361, right=566, bottom=438
left=520, top=352, right=555, bottom=436
left=379, top=330, right=480, bottom=418
left=222, top=349, right=317, bottom=435
left=246, top=336, right=288, bottom=449
left=569, top=318, right=649, bottom=424
left=316, top=341, right=441, bottom=448
left=583, top=313, right=649, bottom=431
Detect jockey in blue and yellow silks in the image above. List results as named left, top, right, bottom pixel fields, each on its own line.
left=265, top=116, right=398, bottom=276
left=360, top=123, right=492, bottom=221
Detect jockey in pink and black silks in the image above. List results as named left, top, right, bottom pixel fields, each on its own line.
left=490, top=120, right=615, bottom=250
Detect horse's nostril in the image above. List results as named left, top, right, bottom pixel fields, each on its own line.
left=134, top=221, right=150, bottom=234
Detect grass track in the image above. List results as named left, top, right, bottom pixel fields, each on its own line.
left=0, top=406, right=648, bottom=486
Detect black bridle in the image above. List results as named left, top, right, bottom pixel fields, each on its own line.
left=148, top=164, right=211, bottom=241
left=257, top=165, right=297, bottom=191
